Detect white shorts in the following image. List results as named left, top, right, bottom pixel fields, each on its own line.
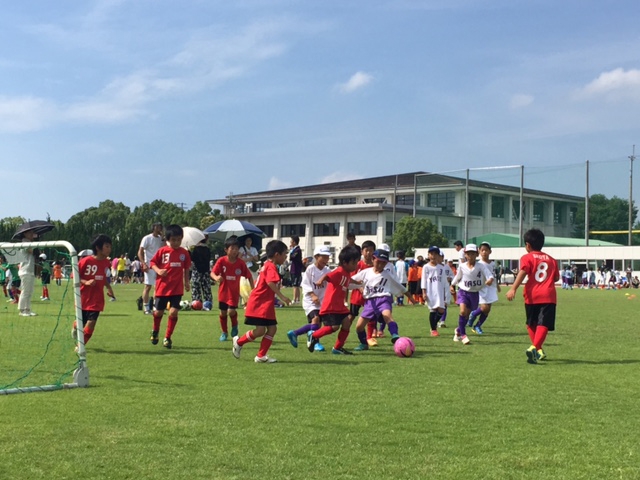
left=143, top=270, right=157, bottom=286
left=479, top=285, right=499, bottom=304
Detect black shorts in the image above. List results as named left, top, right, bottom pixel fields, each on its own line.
left=155, top=295, right=182, bottom=311
left=41, top=271, right=51, bottom=285
left=11, top=279, right=21, bottom=288
left=245, top=316, right=277, bottom=326
left=219, top=301, right=238, bottom=311
left=320, top=313, right=350, bottom=327
left=525, top=303, right=556, bottom=331
left=117, top=271, right=125, bottom=278
left=81, top=310, right=100, bottom=324
left=408, top=281, right=419, bottom=295
left=349, top=304, right=361, bottom=317
left=306, top=310, right=320, bottom=323
left=291, top=273, right=302, bottom=287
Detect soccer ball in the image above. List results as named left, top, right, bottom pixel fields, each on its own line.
left=179, top=300, right=191, bottom=311
left=203, top=300, right=212, bottom=311
left=394, top=337, right=415, bottom=358
left=191, top=300, right=203, bottom=311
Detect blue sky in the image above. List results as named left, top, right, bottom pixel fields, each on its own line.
left=1, top=0, right=639, bottom=221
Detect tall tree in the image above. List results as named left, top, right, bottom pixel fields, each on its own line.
left=573, top=194, right=638, bottom=245
left=0, top=217, right=26, bottom=242
left=64, top=200, right=132, bottom=254
left=391, top=217, right=448, bottom=256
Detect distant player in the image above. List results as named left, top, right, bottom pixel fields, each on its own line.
left=467, top=242, right=500, bottom=335
left=149, top=225, right=191, bottom=349
left=421, top=246, right=449, bottom=337
left=52, top=262, right=63, bottom=286
left=506, top=229, right=560, bottom=364
left=394, top=250, right=408, bottom=306
left=210, top=236, right=254, bottom=342
left=39, top=254, right=51, bottom=301
left=74, top=234, right=115, bottom=349
left=349, top=240, right=377, bottom=344
left=232, top=240, right=291, bottom=363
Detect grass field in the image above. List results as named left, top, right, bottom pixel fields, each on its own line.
left=2, top=284, right=639, bottom=479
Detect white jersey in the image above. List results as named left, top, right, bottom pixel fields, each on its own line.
left=451, top=262, right=493, bottom=293
left=395, top=260, right=408, bottom=284
left=301, top=264, right=331, bottom=315
left=420, top=263, right=448, bottom=310
left=352, top=268, right=407, bottom=299
left=478, top=259, right=499, bottom=304
left=443, top=263, right=454, bottom=303
left=139, top=233, right=165, bottom=264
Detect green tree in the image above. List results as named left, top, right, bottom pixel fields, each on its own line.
left=573, top=194, right=638, bottom=245
left=64, top=201, right=131, bottom=254
left=391, top=217, right=448, bottom=256
left=0, top=217, right=26, bottom=242
left=182, top=201, right=223, bottom=230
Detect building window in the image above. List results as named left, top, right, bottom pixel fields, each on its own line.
left=554, top=202, right=565, bottom=225
left=304, top=199, right=327, bottom=207
left=395, top=195, right=414, bottom=206
left=427, top=192, right=455, bottom=213
left=386, top=221, right=394, bottom=236
left=569, top=206, right=577, bottom=225
left=256, top=225, right=274, bottom=237
left=333, top=198, right=356, bottom=205
left=277, top=202, right=297, bottom=208
left=442, top=226, right=457, bottom=242
left=533, top=201, right=545, bottom=222
left=347, top=221, right=377, bottom=235
left=468, top=193, right=483, bottom=216
left=313, top=223, right=340, bottom=236
left=252, top=202, right=272, bottom=212
left=281, top=224, right=306, bottom=237
left=491, top=196, right=505, bottom=219
left=512, top=200, right=526, bottom=221
left=364, top=197, right=387, bottom=204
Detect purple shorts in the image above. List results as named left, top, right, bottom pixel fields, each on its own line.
left=456, top=289, right=479, bottom=311
left=361, top=296, right=393, bottom=320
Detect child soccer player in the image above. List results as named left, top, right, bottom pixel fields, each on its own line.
left=506, top=229, right=560, bottom=364
left=467, top=242, right=500, bottom=335
left=74, top=234, right=116, bottom=349
left=394, top=251, right=408, bottom=306
left=211, top=236, right=254, bottom=342
left=149, top=225, right=191, bottom=349
left=39, top=254, right=51, bottom=301
left=407, top=259, right=421, bottom=305
left=352, top=249, right=414, bottom=351
left=306, top=246, right=361, bottom=355
left=232, top=240, right=291, bottom=363
left=286, top=246, right=332, bottom=351
left=449, top=244, right=494, bottom=345
left=421, top=246, right=449, bottom=337
left=53, top=262, right=63, bottom=286
left=349, top=240, right=377, bottom=345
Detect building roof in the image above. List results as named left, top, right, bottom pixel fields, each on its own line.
left=469, top=233, right=620, bottom=248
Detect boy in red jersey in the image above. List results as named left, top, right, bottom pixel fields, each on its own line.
left=232, top=240, right=291, bottom=363
left=211, top=236, right=254, bottom=342
left=307, top=245, right=361, bottom=355
left=74, top=234, right=115, bottom=350
left=149, top=225, right=191, bottom=349
left=506, top=229, right=560, bottom=364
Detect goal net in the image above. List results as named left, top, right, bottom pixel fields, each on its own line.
left=0, top=240, right=88, bottom=395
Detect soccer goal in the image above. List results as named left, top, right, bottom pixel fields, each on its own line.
left=0, top=240, right=88, bottom=395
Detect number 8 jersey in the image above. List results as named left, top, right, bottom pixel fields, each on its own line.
left=520, top=251, right=559, bottom=304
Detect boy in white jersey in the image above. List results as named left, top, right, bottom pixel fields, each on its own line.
left=449, top=244, right=494, bottom=345
left=438, top=250, right=455, bottom=328
left=421, top=246, right=449, bottom=336
left=352, top=249, right=414, bottom=351
left=286, top=246, right=332, bottom=351
left=467, top=242, right=500, bottom=335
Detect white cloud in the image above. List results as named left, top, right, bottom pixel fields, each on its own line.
left=320, top=172, right=363, bottom=184
left=578, top=68, right=640, bottom=101
left=336, top=71, right=373, bottom=93
left=509, top=93, right=534, bottom=109
left=268, top=177, right=293, bottom=190
left=0, top=96, right=56, bottom=133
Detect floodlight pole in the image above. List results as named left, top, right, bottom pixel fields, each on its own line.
left=464, top=169, right=469, bottom=244
left=585, top=160, right=590, bottom=247
left=629, top=146, right=635, bottom=246
left=519, top=165, right=524, bottom=247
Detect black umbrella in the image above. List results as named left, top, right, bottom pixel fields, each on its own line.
left=12, top=220, right=55, bottom=240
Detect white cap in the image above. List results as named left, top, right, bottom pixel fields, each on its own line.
left=379, top=243, right=391, bottom=252
left=464, top=243, right=478, bottom=253
left=39, top=253, right=47, bottom=260
left=314, top=246, right=331, bottom=257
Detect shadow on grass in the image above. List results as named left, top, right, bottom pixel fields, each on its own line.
left=101, top=374, right=189, bottom=387
left=548, top=359, right=640, bottom=366
left=91, top=347, right=208, bottom=356
left=287, top=359, right=383, bottom=365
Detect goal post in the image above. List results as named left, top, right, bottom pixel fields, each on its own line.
left=0, top=240, right=89, bottom=395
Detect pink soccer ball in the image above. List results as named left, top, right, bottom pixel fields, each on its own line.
left=394, top=337, right=415, bottom=357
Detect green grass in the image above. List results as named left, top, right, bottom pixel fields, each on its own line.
left=2, top=284, right=640, bottom=479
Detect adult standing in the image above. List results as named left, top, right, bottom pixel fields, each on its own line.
left=137, top=222, right=164, bottom=314
left=289, top=235, right=304, bottom=304
left=239, top=236, right=260, bottom=280
left=190, top=236, right=213, bottom=309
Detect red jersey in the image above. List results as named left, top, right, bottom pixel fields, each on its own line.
left=79, top=256, right=111, bottom=312
left=212, top=256, right=252, bottom=305
left=320, top=266, right=351, bottom=315
left=520, top=250, right=559, bottom=304
left=150, top=246, right=192, bottom=297
left=350, top=260, right=372, bottom=307
left=245, top=260, right=281, bottom=320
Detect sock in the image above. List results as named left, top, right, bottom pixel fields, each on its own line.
left=230, top=311, right=238, bottom=328
left=387, top=321, right=399, bottom=336
left=238, top=330, right=255, bottom=346
left=165, top=315, right=178, bottom=339
left=476, top=313, right=488, bottom=327
left=378, top=321, right=386, bottom=332
left=147, top=298, right=153, bottom=311
left=357, top=330, right=367, bottom=345
left=335, top=328, right=350, bottom=349
left=257, top=334, right=273, bottom=357
left=312, top=325, right=334, bottom=339
left=527, top=325, right=536, bottom=344
left=219, top=315, right=228, bottom=334
left=83, top=326, right=94, bottom=344
left=458, top=315, right=467, bottom=336
left=440, top=308, right=447, bottom=323
left=366, top=322, right=375, bottom=339
left=153, top=312, right=162, bottom=332
left=471, top=307, right=482, bottom=318
left=430, top=311, right=439, bottom=331
left=533, top=326, right=549, bottom=350
left=293, top=324, right=313, bottom=336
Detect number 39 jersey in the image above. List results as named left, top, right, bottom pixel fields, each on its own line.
left=79, top=256, right=111, bottom=312
left=520, top=251, right=559, bottom=305
left=451, top=262, right=493, bottom=293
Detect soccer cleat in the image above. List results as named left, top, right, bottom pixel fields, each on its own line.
left=314, top=342, right=325, bottom=352
left=307, top=331, right=318, bottom=353
left=231, top=326, right=238, bottom=337
left=430, top=330, right=440, bottom=337
left=473, top=326, right=484, bottom=335
left=219, top=332, right=228, bottom=342
left=254, top=355, right=277, bottom=363
left=453, top=329, right=461, bottom=342
left=287, top=330, right=298, bottom=348
left=525, top=345, right=538, bottom=364
left=367, top=337, right=378, bottom=346
left=438, top=321, right=447, bottom=328
left=354, top=343, right=369, bottom=351
left=42, top=297, right=50, bottom=301
left=163, top=337, right=172, bottom=349
left=391, top=334, right=400, bottom=344
left=537, top=349, right=547, bottom=361
left=150, top=330, right=159, bottom=345
left=144, top=309, right=151, bottom=315
left=461, top=335, right=471, bottom=345
left=331, top=347, right=353, bottom=355
left=232, top=336, right=242, bottom=359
